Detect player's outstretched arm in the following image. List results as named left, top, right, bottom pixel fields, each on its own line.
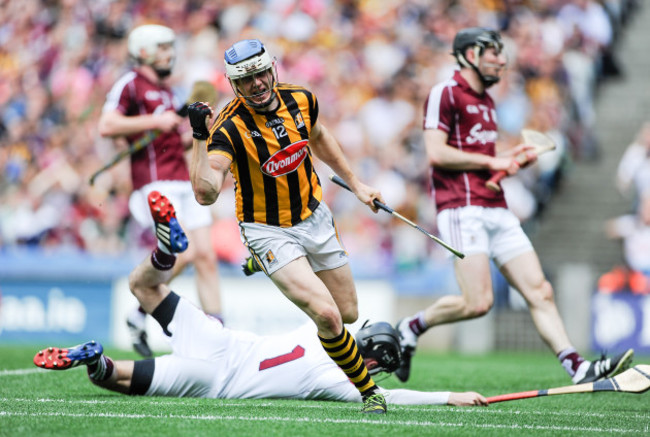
left=448, top=391, right=488, bottom=406
left=381, top=388, right=488, bottom=406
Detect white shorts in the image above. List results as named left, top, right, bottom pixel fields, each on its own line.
left=129, top=180, right=212, bottom=231
left=239, top=203, right=348, bottom=275
left=437, top=206, right=533, bottom=267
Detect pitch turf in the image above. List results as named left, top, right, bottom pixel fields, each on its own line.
left=0, top=345, right=647, bottom=436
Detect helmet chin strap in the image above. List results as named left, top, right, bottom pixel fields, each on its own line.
left=465, top=48, right=500, bottom=88
left=232, top=66, right=279, bottom=110
left=477, top=64, right=501, bottom=87
left=243, top=88, right=277, bottom=110
left=154, top=68, right=172, bottom=79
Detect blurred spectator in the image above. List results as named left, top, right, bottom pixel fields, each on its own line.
left=616, top=122, right=650, bottom=205
left=600, top=192, right=650, bottom=294
left=0, top=0, right=638, bottom=277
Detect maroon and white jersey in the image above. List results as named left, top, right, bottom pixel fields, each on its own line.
left=103, top=70, right=189, bottom=190
left=423, top=70, right=507, bottom=212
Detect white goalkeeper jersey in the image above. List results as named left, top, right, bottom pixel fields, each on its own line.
left=146, top=296, right=450, bottom=405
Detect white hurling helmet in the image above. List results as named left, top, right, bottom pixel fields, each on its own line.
left=127, top=24, right=176, bottom=72
left=224, top=39, right=277, bottom=109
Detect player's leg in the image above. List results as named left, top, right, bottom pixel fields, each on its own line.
left=315, top=263, right=358, bottom=324
left=271, top=259, right=386, bottom=414
left=129, top=190, right=187, bottom=314
left=501, top=251, right=634, bottom=383
left=394, top=206, right=495, bottom=382
left=394, top=253, right=494, bottom=382
left=430, top=254, right=495, bottom=322
left=167, top=183, right=223, bottom=321
left=33, top=341, right=132, bottom=394
left=271, top=258, right=347, bottom=338
left=126, top=187, right=188, bottom=356
left=126, top=306, right=152, bottom=358
left=500, top=251, right=572, bottom=352
left=182, top=224, right=222, bottom=321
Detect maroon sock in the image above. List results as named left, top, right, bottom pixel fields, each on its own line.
left=557, top=348, right=585, bottom=376
left=87, top=356, right=114, bottom=382
left=409, top=311, right=428, bottom=336
left=151, top=248, right=176, bottom=271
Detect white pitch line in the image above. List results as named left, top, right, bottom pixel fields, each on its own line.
left=1, top=397, right=648, bottom=422
left=0, top=367, right=84, bottom=377
left=0, top=410, right=642, bottom=434
left=0, top=368, right=47, bottom=377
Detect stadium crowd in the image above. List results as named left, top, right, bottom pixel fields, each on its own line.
left=598, top=122, right=650, bottom=294
left=0, top=0, right=640, bottom=275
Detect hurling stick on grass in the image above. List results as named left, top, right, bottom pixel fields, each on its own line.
left=486, top=364, right=650, bottom=404
left=485, top=128, right=557, bottom=193
left=89, top=81, right=218, bottom=186
left=329, top=174, right=465, bottom=259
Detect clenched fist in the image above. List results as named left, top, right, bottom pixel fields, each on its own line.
left=188, top=101, right=213, bottom=140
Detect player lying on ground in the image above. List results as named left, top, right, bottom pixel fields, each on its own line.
left=33, top=191, right=486, bottom=408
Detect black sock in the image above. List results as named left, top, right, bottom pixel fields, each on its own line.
left=151, top=291, right=180, bottom=336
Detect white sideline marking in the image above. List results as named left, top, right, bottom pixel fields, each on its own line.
left=0, top=410, right=642, bottom=434
left=0, top=367, right=83, bottom=377
left=1, top=397, right=648, bottom=422
left=2, top=367, right=648, bottom=432
left=0, top=368, right=47, bottom=377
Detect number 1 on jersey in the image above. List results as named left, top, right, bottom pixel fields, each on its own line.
left=259, top=345, right=305, bottom=370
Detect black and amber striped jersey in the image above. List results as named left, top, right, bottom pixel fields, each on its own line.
left=207, top=83, right=323, bottom=227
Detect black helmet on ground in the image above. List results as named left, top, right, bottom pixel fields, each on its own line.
left=355, top=321, right=402, bottom=375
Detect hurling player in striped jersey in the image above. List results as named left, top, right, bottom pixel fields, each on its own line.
left=394, top=27, right=633, bottom=385
left=187, top=39, right=389, bottom=413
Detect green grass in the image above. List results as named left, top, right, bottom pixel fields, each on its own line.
left=0, top=345, right=648, bottom=436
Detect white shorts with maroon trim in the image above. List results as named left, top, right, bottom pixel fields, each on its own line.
left=129, top=180, right=212, bottom=231
left=437, top=206, right=533, bottom=267
left=239, top=203, right=349, bottom=275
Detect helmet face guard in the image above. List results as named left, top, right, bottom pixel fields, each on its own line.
left=453, top=27, right=505, bottom=87
left=355, top=321, right=402, bottom=375
left=127, top=24, right=176, bottom=78
left=224, top=39, right=278, bottom=109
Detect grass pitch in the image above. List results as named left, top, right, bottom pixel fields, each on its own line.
left=0, top=344, right=647, bottom=436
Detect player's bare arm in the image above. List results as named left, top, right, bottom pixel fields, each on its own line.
left=310, top=120, right=384, bottom=213
left=98, top=109, right=182, bottom=138
left=189, top=139, right=229, bottom=206
left=425, top=128, right=520, bottom=175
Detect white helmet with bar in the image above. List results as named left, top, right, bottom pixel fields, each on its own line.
left=224, top=39, right=277, bottom=109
